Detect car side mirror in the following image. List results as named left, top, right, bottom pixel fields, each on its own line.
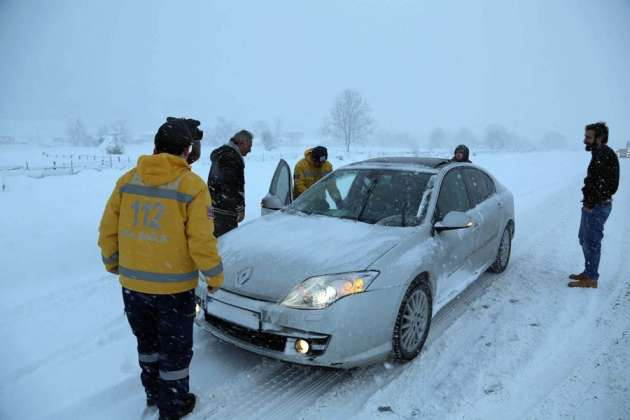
left=261, top=193, right=285, bottom=215
left=434, top=211, right=474, bottom=233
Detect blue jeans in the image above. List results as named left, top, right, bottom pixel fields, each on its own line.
left=578, top=203, right=612, bottom=280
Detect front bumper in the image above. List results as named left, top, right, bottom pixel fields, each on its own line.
left=194, top=286, right=397, bottom=368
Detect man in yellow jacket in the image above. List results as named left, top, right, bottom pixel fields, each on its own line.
left=293, top=146, right=342, bottom=206
left=98, top=117, right=223, bottom=420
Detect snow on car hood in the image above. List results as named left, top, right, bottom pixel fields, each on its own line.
left=217, top=211, right=405, bottom=302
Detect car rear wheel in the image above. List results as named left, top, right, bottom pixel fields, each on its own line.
left=393, top=279, right=432, bottom=362
left=488, top=225, right=512, bottom=273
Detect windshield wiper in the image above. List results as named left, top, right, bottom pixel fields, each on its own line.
left=356, top=179, right=379, bottom=222
left=401, top=201, right=408, bottom=227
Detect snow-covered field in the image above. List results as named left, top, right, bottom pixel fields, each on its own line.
left=0, top=143, right=628, bottom=420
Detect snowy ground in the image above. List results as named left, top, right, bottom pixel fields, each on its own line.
left=0, top=143, right=628, bottom=420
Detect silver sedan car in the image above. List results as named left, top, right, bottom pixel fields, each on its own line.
left=195, top=157, right=514, bottom=368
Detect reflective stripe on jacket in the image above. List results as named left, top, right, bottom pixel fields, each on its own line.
left=99, top=153, right=224, bottom=294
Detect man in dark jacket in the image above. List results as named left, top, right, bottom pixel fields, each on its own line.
left=452, top=144, right=472, bottom=163
left=569, top=122, right=619, bottom=288
left=207, top=130, right=253, bottom=237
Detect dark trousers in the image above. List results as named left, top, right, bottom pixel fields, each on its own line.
left=578, top=203, right=612, bottom=280
left=122, top=288, right=195, bottom=416
left=213, top=212, right=238, bottom=237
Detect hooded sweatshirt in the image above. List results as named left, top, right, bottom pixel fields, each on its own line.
left=98, top=153, right=223, bottom=294
left=293, top=148, right=334, bottom=198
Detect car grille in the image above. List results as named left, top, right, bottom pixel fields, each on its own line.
left=205, top=314, right=287, bottom=352
left=204, top=313, right=330, bottom=356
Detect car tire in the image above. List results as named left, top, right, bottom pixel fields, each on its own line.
left=393, top=279, right=433, bottom=362
left=488, top=225, right=512, bottom=273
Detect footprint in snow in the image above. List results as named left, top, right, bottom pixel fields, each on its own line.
left=484, top=382, right=503, bottom=395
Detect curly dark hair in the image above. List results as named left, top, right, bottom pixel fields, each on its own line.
left=585, top=122, right=608, bottom=144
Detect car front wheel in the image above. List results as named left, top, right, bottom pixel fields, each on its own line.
left=393, top=279, right=433, bottom=362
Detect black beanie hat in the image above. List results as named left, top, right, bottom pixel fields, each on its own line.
left=312, top=146, right=328, bottom=163
left=154, top=117, right=203, bottom=156
left=454, top=144, right=470, bottom=160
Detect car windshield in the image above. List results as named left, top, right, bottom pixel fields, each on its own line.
left=286, top=168, right=434, bottom=226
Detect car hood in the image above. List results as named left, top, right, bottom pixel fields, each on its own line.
left=217, top=211, right=405, bottom=302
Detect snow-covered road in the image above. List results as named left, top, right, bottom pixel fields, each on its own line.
left=1, top=147, right=628, bottom=419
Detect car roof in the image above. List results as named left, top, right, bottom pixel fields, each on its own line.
left=345, top=157, right=453, bottom=172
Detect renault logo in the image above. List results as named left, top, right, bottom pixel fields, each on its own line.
left=236, top=267, right=253, bottom=286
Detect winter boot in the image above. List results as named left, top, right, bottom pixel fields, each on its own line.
left=568, top=277, right=598, bottom=288
left=568, top=272, right=588, bottom=280
left=159, top=393, right=196, bottom=420
left=147, top=394, right=157, bottom=407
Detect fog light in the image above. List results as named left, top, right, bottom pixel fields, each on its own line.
left=295, top=339, right=310, bottom=354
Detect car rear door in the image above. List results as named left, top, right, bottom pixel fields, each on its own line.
left=462, top=168, right=501, bottom=266
left=260, top=159, right=292, bottom=215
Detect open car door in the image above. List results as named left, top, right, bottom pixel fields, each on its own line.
left=261, top=159, right=292, bottom=215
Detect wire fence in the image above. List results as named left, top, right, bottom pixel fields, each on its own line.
left=0, top=153, right=134, bottom=178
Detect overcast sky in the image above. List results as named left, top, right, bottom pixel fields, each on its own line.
left=1, top=0, right=629, bottom=145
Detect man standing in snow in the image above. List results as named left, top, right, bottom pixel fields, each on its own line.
left=569, top=122, right=619, bottom=288
left=207, top=129, right=253, bottom=237
left=98, top=117, right=223, bottom=419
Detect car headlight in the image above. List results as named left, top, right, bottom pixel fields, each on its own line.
left=281, top=271, right=379, bottom=309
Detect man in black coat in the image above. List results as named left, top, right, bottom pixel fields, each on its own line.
left=569, top=122, right=619, bottom=288
left=207, top=130, right=253, bottom=237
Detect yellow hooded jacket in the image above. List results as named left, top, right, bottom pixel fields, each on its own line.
left=98, top=153, right=224, bottom=294
left=293, top=149, right=334, bottom=199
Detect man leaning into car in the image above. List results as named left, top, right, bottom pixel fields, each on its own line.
left=293, top=145, right=343, bottom=207
left=98, top=117, right=224, bottom=419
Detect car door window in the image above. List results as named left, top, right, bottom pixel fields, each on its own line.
left=436, top=170, right=471, bottom=221
left=483, top=172, right=496, bottom=196
left=464, top=168, right=494, bottom=206
left=269, top=159, right=291, bottom=205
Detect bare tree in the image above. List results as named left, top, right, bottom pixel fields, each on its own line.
left=322, top=89, right=374, bottom=152
left=66, top=118, right=95, bottom=146
left=111, top=120, right=130, bottom=144
left=542, top=130, right=568, bottom=150
left=484, top=124, right=511, bottom=150
left=428, top=127, right=448, bottom=149
left=253, top=120, right=276, bottom=151
left=453, top=126, right=478, bottom=148
left=208, top=117, right=238, bottom=145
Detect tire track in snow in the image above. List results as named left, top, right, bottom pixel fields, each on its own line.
left=1, top=275, right=128, bottom=387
